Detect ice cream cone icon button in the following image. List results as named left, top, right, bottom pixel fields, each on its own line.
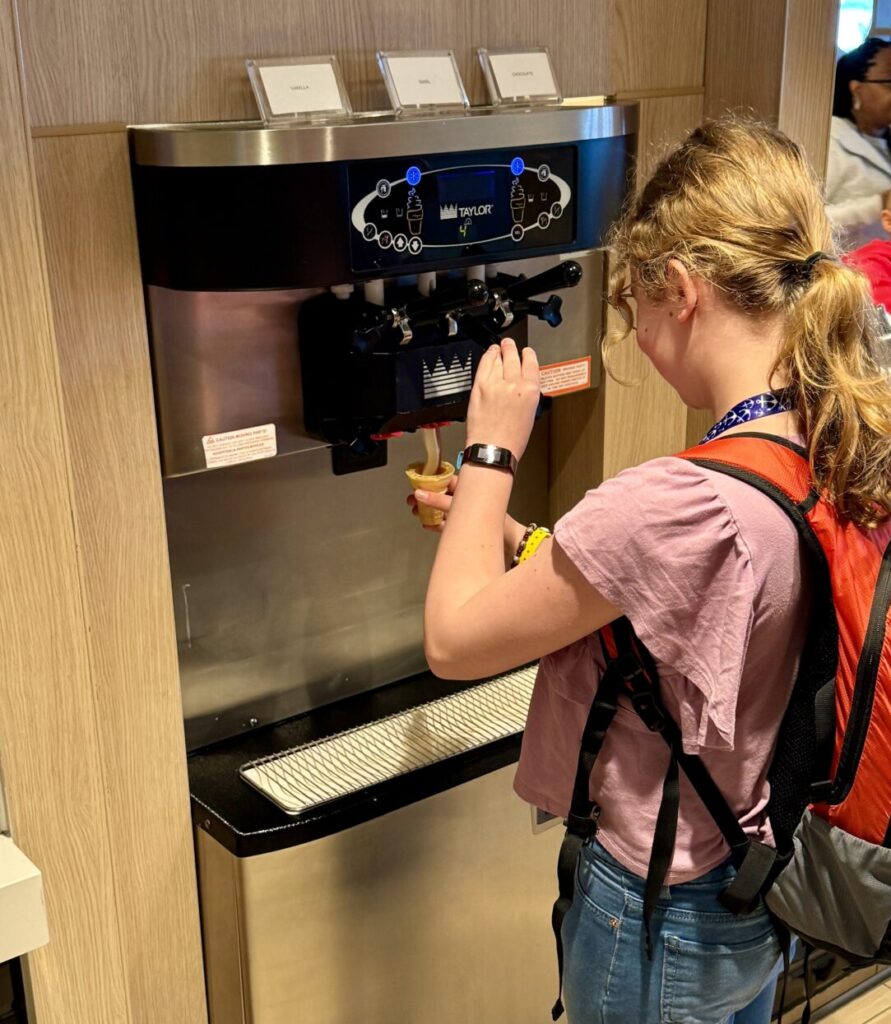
left=407, top=188, right=424, bottom=236
left=510, top=178, right=526, bottom=224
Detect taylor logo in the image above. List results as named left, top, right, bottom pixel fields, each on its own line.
left=439, top=202, right=494, bottom=221
left=422, top=354, right=473, bottom=400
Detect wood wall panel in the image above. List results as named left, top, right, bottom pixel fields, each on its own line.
left=13, top=0, right=135, bottom=127
left=17, top=0, right=618, bottom=128
left=778, top=0, right=839, bottom=177
left=0, top=0, right=131, bottom=1020
left=704, top=0, right=786, bottom=120
left=33, top=132, right=208, bottom=1024
left=612, top=0, right=707, bottom=93
left=464, top=0, right=612, bottom=105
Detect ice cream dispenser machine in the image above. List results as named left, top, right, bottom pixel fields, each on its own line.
left=129, top=102, right=637, bottom=1024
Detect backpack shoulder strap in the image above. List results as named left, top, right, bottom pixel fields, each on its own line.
left=679, top=430, right=816, bottom=514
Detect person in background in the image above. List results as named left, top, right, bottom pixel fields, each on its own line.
left=827, top=37, right=891, bottom=249
left=409, top=117, right=891, bottom=1023
left=846, top=191, right=891, bottom=308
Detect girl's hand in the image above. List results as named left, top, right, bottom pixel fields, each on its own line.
left=406, top=475, right=457, bottom=532
left=465, top=338, right=540, bottom=462
left=406, top=481, right=529, bottom=561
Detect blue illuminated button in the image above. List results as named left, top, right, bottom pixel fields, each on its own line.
left=510, top=157, right=525, bottom=176
left=406, top=165, right=422, bottom=187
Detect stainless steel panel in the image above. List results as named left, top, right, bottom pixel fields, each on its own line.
left=166, top=419, right=550, bottom=750
left=525, top=249, right=606, bottom=389
left=196, top=764, right=565, bottom=1024
left=148, top=254, right=604, bottom=478
left=130, top=103, right=637, bottom=168
left=148, top=286, right=326, bottom=477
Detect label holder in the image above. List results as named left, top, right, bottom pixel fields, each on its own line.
left=246, top=55, right=353, bottom=124
left=478, top=47, right=562, bottom=107
left=377, top=50, right=469, bottom=115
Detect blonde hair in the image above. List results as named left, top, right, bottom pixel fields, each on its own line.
left=608, top=116, right=891, bottom=529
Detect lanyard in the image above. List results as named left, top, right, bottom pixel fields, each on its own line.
left=700, top=390, right=794, bottom=445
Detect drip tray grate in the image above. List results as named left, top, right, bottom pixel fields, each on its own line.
left=240, top=665, right=538, bottom=816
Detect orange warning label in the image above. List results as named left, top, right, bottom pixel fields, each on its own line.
left=539, top=356, right=592, bottom=397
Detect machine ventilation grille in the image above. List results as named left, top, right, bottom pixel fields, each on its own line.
left=240, top=664, right=538, bottom=815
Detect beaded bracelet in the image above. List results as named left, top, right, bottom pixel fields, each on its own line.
left=511, top=523, right=538, bottom=567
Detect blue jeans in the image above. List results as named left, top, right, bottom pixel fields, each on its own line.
left=562, top=840, right=781, bottom=1024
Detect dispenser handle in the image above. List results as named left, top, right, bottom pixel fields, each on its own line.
left=501, top=260, right=583, bottom=303
left=402, top=278, right=489, bottom=323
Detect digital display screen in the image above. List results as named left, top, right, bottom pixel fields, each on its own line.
left=436, top=169, right=497, bottom=206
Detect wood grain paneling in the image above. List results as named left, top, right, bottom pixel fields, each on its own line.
left=778, top=0, right=839, bottom=177
left=14, top=0, right=135, bottom=128
left=33, top=132, right=208, bottom=1024
left=17, top=0, right=618, bottom=127
left=704, top=0, right=787, bottom=120
left=464, top=0, right=612, bottom=106
left=636, top=91, right=704, bottom=185
left=612, top=0, right=707, bottom=94
left=0, top=1, right=131, bottom=1020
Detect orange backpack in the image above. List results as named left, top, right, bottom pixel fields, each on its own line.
left=550, top=433, right=891, bottom=1021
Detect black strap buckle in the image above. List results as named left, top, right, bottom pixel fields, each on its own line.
left=809, top=778, right=833, bottom=802
left=628, top=689, right=666, bottom=732
left=565, top=810, right=600, bottom=838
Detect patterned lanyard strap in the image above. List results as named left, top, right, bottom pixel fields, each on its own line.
left=700, top=390, right=794, bottom=444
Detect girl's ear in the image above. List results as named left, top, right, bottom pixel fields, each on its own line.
left=666, top=258, right=699, bottom=323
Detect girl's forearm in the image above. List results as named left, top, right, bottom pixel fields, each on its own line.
left=424, top=465, right=514, bottom=662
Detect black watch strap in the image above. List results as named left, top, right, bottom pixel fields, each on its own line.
left=459, top=443, right=518, bottom=475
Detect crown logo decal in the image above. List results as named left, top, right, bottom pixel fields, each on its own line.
left=439, top=203, right=458, bottom=221
left=422, top=354, right=473, bottom=400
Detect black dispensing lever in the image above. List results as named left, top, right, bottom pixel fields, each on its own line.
left=501, top=259, right=583, bottom=304
left=401, top=277, right=489, bottom=327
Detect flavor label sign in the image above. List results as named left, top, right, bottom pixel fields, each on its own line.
left=202, top=423, right=277, bottom=469
left=539, top=356, right=592, bottom=397
left=257, top=63, right=345, bottom=116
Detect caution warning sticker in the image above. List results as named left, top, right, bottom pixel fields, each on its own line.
left=539, top=356, right=592, bottom=397
left=202, top=423, right=277, bottom=469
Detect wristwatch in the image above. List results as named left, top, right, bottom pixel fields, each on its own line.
left=457, top=443, right=518, bottom=475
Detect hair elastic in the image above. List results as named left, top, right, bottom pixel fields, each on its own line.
left=803, top=251, right=834, bottom=269
left=781, top=251, right=835, bottom=288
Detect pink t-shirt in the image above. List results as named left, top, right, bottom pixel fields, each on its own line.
left=514, top=447, right=813, bottom=884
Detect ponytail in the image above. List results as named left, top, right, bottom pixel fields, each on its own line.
left=780, top=259, right=891, bottom=528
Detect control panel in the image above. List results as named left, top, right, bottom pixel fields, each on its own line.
left=349, top=146, right=575, bottom=271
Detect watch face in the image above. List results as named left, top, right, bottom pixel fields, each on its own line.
left=466, top=444, right=515, bottom=472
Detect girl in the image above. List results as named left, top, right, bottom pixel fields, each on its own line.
left=410, top=118, right=891, bottom=1023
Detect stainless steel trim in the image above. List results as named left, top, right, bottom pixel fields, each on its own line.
left=129, top=102, right=638, bottom=168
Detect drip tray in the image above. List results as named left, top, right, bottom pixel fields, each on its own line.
left=240, top=665, right=538, bottom=815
